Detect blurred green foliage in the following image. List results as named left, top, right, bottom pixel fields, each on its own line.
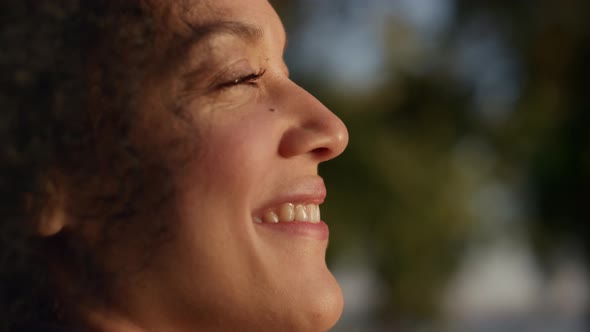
left=274, top=0, right=590, bottom=324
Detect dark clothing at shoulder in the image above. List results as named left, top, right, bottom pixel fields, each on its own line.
left=13, top=323, right=82, bottom=332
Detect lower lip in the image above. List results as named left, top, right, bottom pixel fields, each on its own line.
left=255, top=221, right=329, bottom=240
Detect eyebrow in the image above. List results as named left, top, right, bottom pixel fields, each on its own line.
left=185, top=20, right=264, bottom=49
left=174, top=21, right=263, bottom=90
left=173, top=20, right=287, bottom=103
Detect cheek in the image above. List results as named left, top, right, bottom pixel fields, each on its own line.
left=183, top=110, right=280, bottom=190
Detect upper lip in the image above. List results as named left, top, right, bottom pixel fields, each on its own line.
left=252, top=176, right=327, bottom=215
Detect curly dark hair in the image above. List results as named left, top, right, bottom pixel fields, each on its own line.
left=0, top=0, right=194, bottom=329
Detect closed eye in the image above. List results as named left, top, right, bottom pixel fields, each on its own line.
left=219, top=69, right=266, bottom=89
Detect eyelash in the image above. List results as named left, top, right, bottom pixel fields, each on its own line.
left=220, top=69, right=266, bottom=89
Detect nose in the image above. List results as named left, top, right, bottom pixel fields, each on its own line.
left=278, top=84, right=349, bottom=162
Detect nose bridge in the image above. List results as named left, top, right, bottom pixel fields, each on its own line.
left=278, top=82, right=349, bottom=162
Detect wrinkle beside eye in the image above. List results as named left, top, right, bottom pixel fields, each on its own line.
left=175, top=65, right=214, bottom=106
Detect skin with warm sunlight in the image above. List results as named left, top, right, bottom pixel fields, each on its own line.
left=34, top=1, right=348, bottom=331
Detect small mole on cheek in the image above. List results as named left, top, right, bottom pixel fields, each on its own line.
left=268, top=108, right=276, bottom=112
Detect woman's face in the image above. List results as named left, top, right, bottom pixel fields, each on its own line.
left=99, top=0, right=348, bottom=331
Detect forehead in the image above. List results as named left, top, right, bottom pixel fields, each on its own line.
left=143, top=0, right=286, bottom=63
left=149, top=0, right=281, bottom=36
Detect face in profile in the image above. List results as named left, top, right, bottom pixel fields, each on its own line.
left=69, top=0, right=350, bottom=331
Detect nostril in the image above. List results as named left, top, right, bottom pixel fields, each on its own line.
left=312, top=147, right=331, bottom=158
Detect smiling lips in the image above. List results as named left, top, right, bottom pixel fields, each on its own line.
left=254, top=203, right=321, bottom=224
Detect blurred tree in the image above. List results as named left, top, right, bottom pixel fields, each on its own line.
left=274, top=0, right=590, bottom=327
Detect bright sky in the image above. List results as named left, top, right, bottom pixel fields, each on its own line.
left=286, top=0, right=454, bottom=90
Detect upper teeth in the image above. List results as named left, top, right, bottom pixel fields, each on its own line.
left=254, top=203, right=321, bottom=224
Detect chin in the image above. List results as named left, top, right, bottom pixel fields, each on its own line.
left=286, top=273, right=344, bottom=332
left=308, top=284, right=344, bottom=332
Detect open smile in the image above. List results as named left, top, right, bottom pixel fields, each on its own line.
left=253, top=203, right=321, bottom=224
